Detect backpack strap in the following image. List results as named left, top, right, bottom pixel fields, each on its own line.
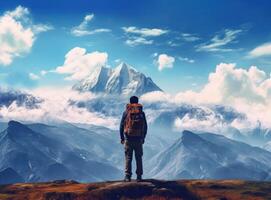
left=126, top=103, right=143, bottom=112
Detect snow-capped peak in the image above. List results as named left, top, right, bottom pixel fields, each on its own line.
left=115, top=62, right=138, bottom=73
left=73, top=62, right=162, bottom=96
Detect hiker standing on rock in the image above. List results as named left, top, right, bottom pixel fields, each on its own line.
left=120, top=96, right=148, bottom=182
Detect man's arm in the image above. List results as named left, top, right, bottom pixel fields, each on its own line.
left=142, top=112, right=148, bottom=139
left=119, top=111, right=127, bottom=142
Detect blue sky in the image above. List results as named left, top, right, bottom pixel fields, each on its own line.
left=1, top=0, right=271, bottom=93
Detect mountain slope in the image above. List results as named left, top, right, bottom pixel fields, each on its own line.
left=0, top=121, right=121, bottom=184
left=73, top=62, right=162, bottom=96
left=0, top=168, right=24, bottom=184
left=27, top=121, right=169, bottom=168
left=147, top=130, right=271, bottom=180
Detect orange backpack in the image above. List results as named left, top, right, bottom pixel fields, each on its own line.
left=124, top=103, right=144, bottom=137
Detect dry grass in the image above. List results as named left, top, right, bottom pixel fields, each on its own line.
left=0, top=179, right=270, bottom=200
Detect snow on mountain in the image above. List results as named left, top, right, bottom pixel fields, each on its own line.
left=146, top=130, right=271, bottom=180
left=73, top=62, right=162, bottom=96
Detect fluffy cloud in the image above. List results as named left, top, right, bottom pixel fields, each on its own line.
left=140, top=91, right=171, bottom=103
left=0, top=6, right=52, bottom=66
left=55, top=47, right=108, bottom=80
left=125, top=37, right=153, bottom=46
left=0, top=87, right=118, bottom=129
left=196, top=29, right=242, bottom=52
left=174, top=114, right=224, bottom=133
left=122, top=26, right=168, bottom=37
left=175, top=63, right=268, bottom=105
left=248, top=42, right=271, bottom=58
left=71, top=14, right=111, bottom=36
left=156, top=54, right=175, bottom=71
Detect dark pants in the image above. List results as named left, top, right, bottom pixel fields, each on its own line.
left=124, top=140, right=143, bottom=177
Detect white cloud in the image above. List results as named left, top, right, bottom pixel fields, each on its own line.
left=141, top=63, right=271, bottom=129
left=178, top=56, right=195, bottom=63
left=122, top=26, right=168, bottom=37
left=174, top=114, right=223, bottom=133
left=248, top=42, right=271, bottom=58
left=156, top=54, right=175, bottom=71
left=125, top=37, right=153, bottom=46
left=196, top=29, right=242, bottom=52
left=71, top=14, right=111, bottom=36
left=5, top=5, right=29, bottom=19
left=175, top=63, right=271, bottom=128
left=32, top=24, right=54, bottom=34
left=29, top=73, right=40, bottom=80
left=122, top=26, right=168, bottom=46
left=175, top=63, right=268, bottom=105
left=0, top=6, right=52, bottom=66
left=0, top=87, right=118, bottom=129
left=140, top=91, right=171, bottom=103
left=181, top=33, right=200, bottom=42
left=54, top=47, right=108, bottom=80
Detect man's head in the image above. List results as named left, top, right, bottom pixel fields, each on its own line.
left=130, top=96, right=138, bottom=104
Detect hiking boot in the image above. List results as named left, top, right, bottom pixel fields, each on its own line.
left=124, top=176, right=131, bottom=182
left=136, top=175, right=142, bottom=182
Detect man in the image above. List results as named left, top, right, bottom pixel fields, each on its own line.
left=120, top=96, right=147, bottom=182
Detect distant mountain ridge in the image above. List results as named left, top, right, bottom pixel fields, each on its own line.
left=0, top=120, right=121, bottom=183
left=147, top=130, right=271, bottom=180
left=73, top=62, right=162, bottom=96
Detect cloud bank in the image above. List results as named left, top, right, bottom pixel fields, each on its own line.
left=141, top=63, right=271, bottom=130
left=0, top=87, right=118, bottom=129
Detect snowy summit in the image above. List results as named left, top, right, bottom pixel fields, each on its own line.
left=73, top=62, right=162, bottom=96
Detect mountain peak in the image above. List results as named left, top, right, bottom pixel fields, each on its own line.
left=8, top=120, right=23, bottom=127
left=116, top=62, right=137, bottom=73
left=179, top=130, right=206, bottom=146
left=182, top=130, right=202, bottom=139
left=5, top=120, right=34, bottom=138
left=73, top=62, right=162, bottom=96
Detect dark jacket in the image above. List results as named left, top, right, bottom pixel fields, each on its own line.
left=119, top=109, right=148, bottom=141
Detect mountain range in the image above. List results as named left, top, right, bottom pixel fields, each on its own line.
left=2, top=120, right=271, bottom=184
left=0, top=121, right=121, bottom=183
